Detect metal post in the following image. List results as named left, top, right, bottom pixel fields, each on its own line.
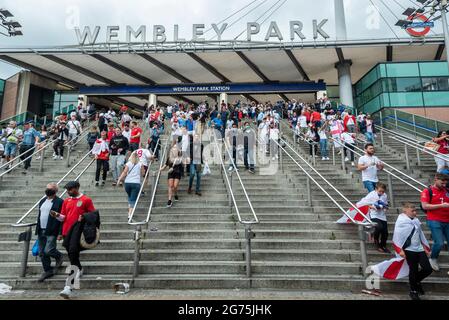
left=229, top=172, right=233, bottom=208
left=66, top=145, right=71, bottom=168
left=132, top=225, right=142, bottom=279
left=394, top=109, right=398, bottom=130
left=434, top=120, right=438, bottom=134
left=332, top=145, right=336, bottom=166
left=341, top=144, right=346, bottom=172
left=43, top=116, right=47, bottom=126
left=358, top=225, right=368, bottom=277
left=312, top=143, right=317, bottom=166
left=404, top=145, right=410, bottom=171
left=412, top=114, right=417, bottom=138
left=306, top=176, right=312, bottom=207
left=279, top=144, right=283, bottom=173
left=416, top=148, right=421, bottom=166
left=380, top=111, right=384, bottom=147
left=33, top=114, right=37, bottom=124
left=39, top=147, right=45, bottom=172
left=19, top=227, right=32, bottom=278
left=440, top=0, right=449, bottom=74
left=387, top=174, right=395, bottom=208
left=245, top=225, right=254, bottom=278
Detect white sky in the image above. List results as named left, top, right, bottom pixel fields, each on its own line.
left=0, top=0, right=444, bottom=79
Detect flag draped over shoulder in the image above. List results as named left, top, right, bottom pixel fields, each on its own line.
left=371, top=214, right=430, bottom=280
left=336, top=205, right=370, bottom=224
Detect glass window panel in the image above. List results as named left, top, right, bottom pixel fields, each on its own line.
left=423, top=91, right=449, bottom=106
left=386, top=63, right=419, bottom=77
left=385, top=78, right=422, bottom=92
left=419, top=62, right=449, bottom=77
left=421, top=77, right=449, bottom=91
left=378, top=64, right=387, bottom=78
left=388, top=93, right=423, bottom=107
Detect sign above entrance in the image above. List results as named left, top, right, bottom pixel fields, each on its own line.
left=75, top=21, right=330, bottom=46
left=404, top=14, right=433, bottom=37
left=79, top=82, right=326, bottom=96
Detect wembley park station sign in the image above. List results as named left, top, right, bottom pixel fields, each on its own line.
left=75, top=20, right=330, bottom=45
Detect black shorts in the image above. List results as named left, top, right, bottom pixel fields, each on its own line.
left=168, top=171, right=182, bottom=180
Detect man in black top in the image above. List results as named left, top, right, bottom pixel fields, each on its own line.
left=109, top=127, right=129, bottom=186
left=53, top=122, right=69, bottom=160
left=36, top=183, right=64, bottom=282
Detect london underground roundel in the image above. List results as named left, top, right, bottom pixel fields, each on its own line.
left=406, top=14, right=431, bottom=37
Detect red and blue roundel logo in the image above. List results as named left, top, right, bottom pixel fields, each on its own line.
left=406, top=14, right=432, bottom=37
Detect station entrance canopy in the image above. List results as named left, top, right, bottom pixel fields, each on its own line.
left=0, top=37, right=446, bottom=109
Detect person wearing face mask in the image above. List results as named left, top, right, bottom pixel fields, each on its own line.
left=356, top=183, right=390, bottom=253
left=35, top=183, right=64, bottom=282
left=58, top=181, right=96, bottom=299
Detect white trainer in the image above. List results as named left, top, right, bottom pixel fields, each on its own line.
left=321, top=157, right=326, bottom=161
left=59, top=286, right=72, bottom=299
left=53, top=155, right=58, bottom=160
left=429, top=258, right=440, bottom=271
left=345, top=157, right=349, bottom=162
left=60, top=156, right=64, bottom=160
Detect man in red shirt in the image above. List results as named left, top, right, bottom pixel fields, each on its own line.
left=57, top=181, right=95, bottom=298
left=129, top=121, right=142, bottom=152
left=420, top=173, right=449, bottom=271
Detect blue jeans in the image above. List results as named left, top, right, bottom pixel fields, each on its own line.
left=320, top=139, right=328, bottom=158
left=189, top=164, right=201, bottom=193
left=365, top=132, right=375, bottom=143
left=427, top=220, right=449, bottom=259
left=38, top=230, right=62, bottom=273
left=124, top=183, right=141, bottom=207
left=363, top=181, right=377, bottom=193
left=4, top=142, right=18, bottom=157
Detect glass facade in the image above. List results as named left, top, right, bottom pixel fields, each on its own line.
left=355, top=61, right=449, bottom=114
left=52, top=91, right=79, bottom=118
left=0, top=79, right=4, bottom=115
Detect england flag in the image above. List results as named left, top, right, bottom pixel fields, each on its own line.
left=336, top=205, right=370, bottom=224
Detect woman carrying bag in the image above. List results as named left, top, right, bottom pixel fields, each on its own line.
left=117, top=151, right=145, bottom=219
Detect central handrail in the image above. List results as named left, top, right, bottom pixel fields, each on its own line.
left=11, top=149, right=96, bottom=228
left=127, top=137, right=163, bottom=225
left=220, top=130, right=259, bottom=224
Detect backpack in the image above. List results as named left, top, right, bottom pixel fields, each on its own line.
left=80, top=210, right=101, bottom=249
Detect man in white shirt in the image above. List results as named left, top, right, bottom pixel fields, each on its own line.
left=67, top=116, right=82, bottom=148
left=341, top=131, right=356, bottom=166
left=358, top=143, right=384, bottom=193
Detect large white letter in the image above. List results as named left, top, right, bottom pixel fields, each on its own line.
left=290, top=21, right=306, bottom=41
left=313, top=19, right=329, bottom=40
left=126, top=25, right=146, bottom=43
left=193, top=24, right=205, bottom=42
left=212, top=23, right=228, bottom=41
left=106, top=26, right=120, bottom=43
left=153, top=25, right=167, bottom=43
left=247, top=22, right=260, bottom=41
left=75, top=26, right=100, bottom=45
left=264, top=21, right=283, bottom=41
left=174, top=24, right=186, bottom=42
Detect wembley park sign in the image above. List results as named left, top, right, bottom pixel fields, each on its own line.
left=75, top=21, right=330, bottom=45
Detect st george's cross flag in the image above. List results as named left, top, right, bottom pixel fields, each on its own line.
left=336, top=205, right=370, bottom=224
left=371, top=213, right=430, bottom=280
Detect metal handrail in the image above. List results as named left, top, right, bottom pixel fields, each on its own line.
left=375, top=124, right=428, bottom=145
left=387, top=134, right=449, bottom=162
left=222, top=130, right=259, bottom=224
left=128, top=136, right=170, bottom=226
left=11, top=149, right=96, bottom=228
left=127, top=138, right=162, bottom=224
left=276, top=137, right=374, bottom=226
left=0, top=123, right=92, bottom=177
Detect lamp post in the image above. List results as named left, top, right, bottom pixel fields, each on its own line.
left=0, top=8, right=23, bottom=37
left=439, top=0, right=449, bottom=72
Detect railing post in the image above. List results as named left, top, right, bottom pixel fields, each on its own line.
left=19, top=226, right=32, bottom=278
left=132, top=225, right=142, bottom=279
left=279, top=143, right=283, bottom=173
left=404, top=145, right=410, bottom=171
left=412, top=114, right=417, bottom=138
left=312, top=143, right=317, bottom=166
left=43, top=116, right=47, bottom=126
left=416, top=148, right=421, bottom=166
left=434, top=120, right=438, bottom=134
left=387, top=174, right=395, bottom=208
left=306, top=176, right=312, bottom=207
left=394, top=109, right=398, bottom=130
left=358, top=225, right=369, bottom=277
left=332, top=145, right=336, bottom=166
left=341, top=143, right=346, bottom=172
left=229, top=172, right=233, bottom=208
left=245, top=225, right=255, bottom=278
left=39, top=147, right=45, bottom=173
left=66, top=145, right=71, bottom=168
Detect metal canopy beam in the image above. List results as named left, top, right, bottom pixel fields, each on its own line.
left=139, top=53, right=193, bottom=83
left=335, top=48, right=345, bottom=63
left=386, top=45, right=393, bottom=61
left=91, top=54, right=156, bottom=85
left=186, top=52, right=231, bottom=82
left=112, top=97, right=145, bottom=110
left=285, top=50, right=310, bottom=81
left=0, top=55, right=81, bottom=88
left=41, top=54, right=118, bottom=85
left=236, top=51, right=271, bottom=83
left=435, top=44, right=445, bottom=60
left=279, top=93, right=289, bottom=102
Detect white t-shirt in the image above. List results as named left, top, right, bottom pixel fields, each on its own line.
left=122, top=130, right=131, bottom=142
left=135, top=148, right=153, bottom=166
left=358, top=155, right=381, bottom=182
left=67, top=120, right=81, bottom=135
left=124, top=162, right=142, bottom=184
left=298, top=116, right=308, bottom=128
left=366, top=120, right=373, bottom=133
left=357, top=191, right=388, bottom=222
left=167, top=106, right=173, bottom=114
left=341, top=132, right=355, bottom=144
left=318, top=130, right=327, bottom=140
left=269, top=128, right=279, bottom=140
left=40, top=199, right=53, bottom=229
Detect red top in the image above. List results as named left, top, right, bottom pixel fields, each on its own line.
left=304, top=111, right=311, bottom=122
left=107, top=130, right=114, bottom=142
left=130, top=127, right=142, bottom=144
left=421, top=186, right=449, bottom=223
left=95, top=139, right=110, bottom=160
left=61, top=194, right=96, bottom=236
left=311, top=111, right=321, bottom=123
left=120, top=105, right=128, bottom=113
left=437, top=139, right=449, bottom=154
left=343, top=115, right=357, bottom=132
